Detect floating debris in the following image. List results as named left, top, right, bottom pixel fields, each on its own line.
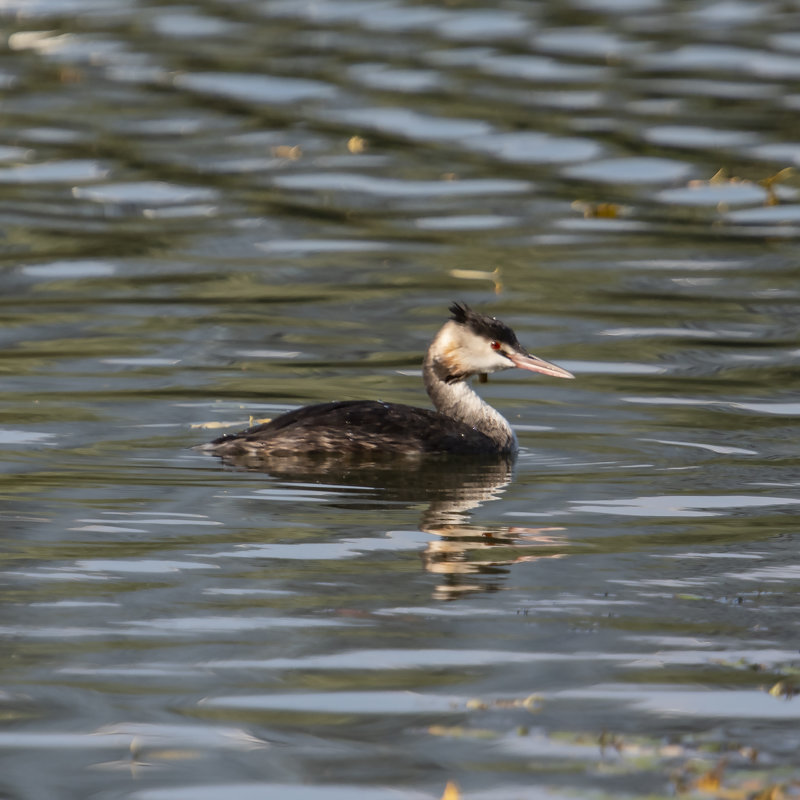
left=687, top=166, right=797, bottom=208
left=347, top=135, right=367, bottom=153
left=448, top=266, right=502, bottom=294
left=190, top=418, right=271, bottom=430
left=271, top=145, right=302, bottom=160
left=440, top=780, right=461, bottom=800
left=571, top=200, right=625, bottom=218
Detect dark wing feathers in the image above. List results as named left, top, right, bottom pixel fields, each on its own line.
left=208, top=400, right=496, bottom=456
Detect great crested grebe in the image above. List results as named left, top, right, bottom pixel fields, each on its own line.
left=201, top=303, right=573, bottom=459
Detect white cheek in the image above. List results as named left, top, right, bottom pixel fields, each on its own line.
left=475, top=350, right=510, bottom=372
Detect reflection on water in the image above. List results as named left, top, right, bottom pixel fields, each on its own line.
left=209, top=448, right=569, bottom=599
left=2, top=0, right=800, bottom=798
left=422, top=522, right=567, bottom=601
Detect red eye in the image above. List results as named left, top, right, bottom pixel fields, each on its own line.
left=490, top=341, right=502, bottom=351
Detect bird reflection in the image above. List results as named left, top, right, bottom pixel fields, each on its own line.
left=422, top=517, right=566, bottom=601
left=212, top=451, right=567, bottom=599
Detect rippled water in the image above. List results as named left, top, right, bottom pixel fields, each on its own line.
left=2, top=1, right=800, bottom=798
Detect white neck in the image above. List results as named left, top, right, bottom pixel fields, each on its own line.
left=423, top=354, right=517, bottom=454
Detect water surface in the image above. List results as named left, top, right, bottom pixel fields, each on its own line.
left=1, top=1, right=800, bottom=799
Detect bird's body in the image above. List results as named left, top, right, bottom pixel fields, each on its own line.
left=201, top=303, right=573, bottom=460
left=205, top=399, right=502, bottom=456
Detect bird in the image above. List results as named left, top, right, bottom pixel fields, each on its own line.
left=200, top=303, right=573, bottom=460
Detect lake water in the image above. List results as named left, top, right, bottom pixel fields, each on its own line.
left=1, top=1, right=800, bottom=798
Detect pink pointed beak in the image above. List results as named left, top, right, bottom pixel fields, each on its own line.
left=506, top=351, right=574, bottom=379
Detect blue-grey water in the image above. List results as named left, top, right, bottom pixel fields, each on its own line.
left=2, top=1, right=800, bottom=799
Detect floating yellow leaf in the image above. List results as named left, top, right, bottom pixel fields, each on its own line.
left=448, top=267, right=502, bottom=294
left=190, top=418, right=271, bottom=430
left=760, top=167, right=795, bottom=206
left=272, top=145, right=302, bottom=160
left=593, top=202, right=621, bottom=218
left=759, top=167, right=795, bottom=188
left=686, top=165, right=799, bottom=207
left=709, top=167, right=729, bottom=184
left=695, top=773, right=722, bottom=792
left=694, top=759, right=726, bottom=792
left=347, top=135, right=367, bottom=154
left=571, top=200, right=622, bottom=219
left=768, top=679, right=799, bottom=699
left=441, top=780, right=461, bottom=800
left=521, top=693, right=542, bottom=711
left=449, top=267, right=498, bottom=282
left=688, top=168, right=730, bottom=188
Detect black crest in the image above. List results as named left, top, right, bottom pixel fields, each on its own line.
left=449, top=302, right=524, bottom=352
